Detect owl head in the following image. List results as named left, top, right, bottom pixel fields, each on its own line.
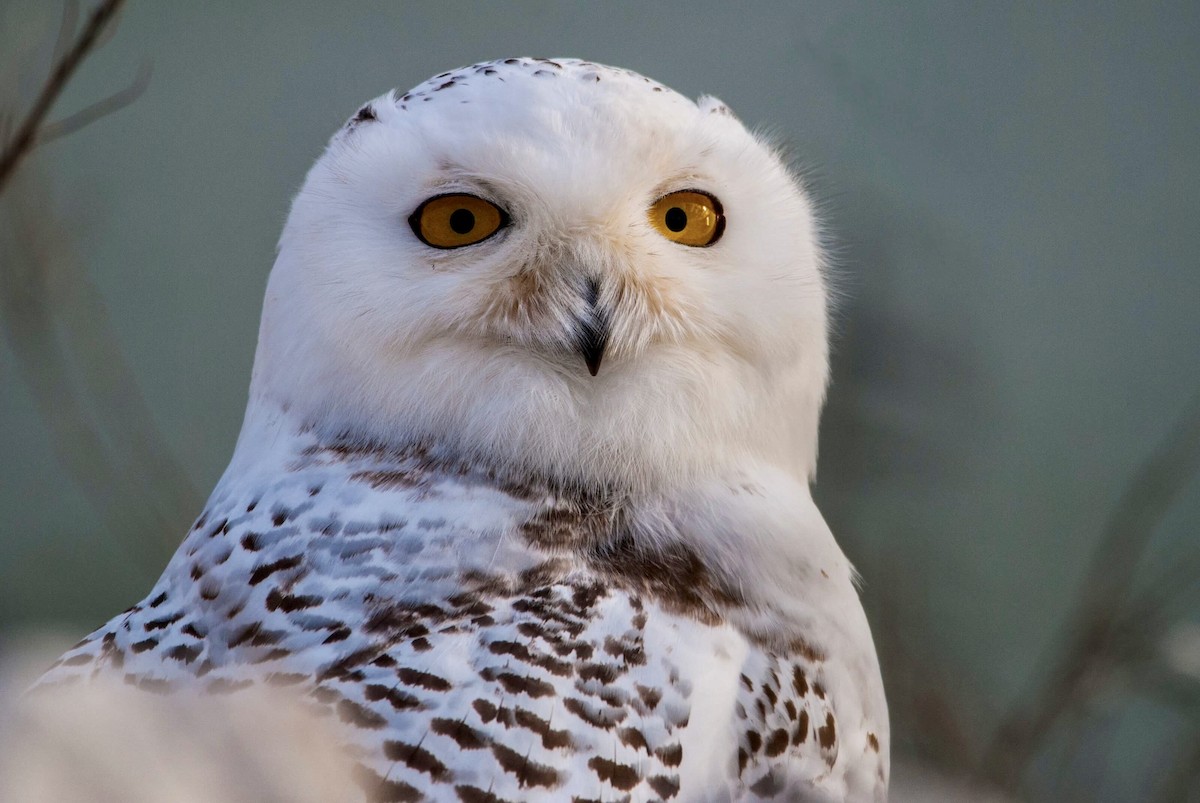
left=248, top=58, right=829, bottom=491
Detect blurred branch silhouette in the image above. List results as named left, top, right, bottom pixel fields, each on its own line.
left=0, top=0, right=198, bottom=569
left=0, top=0, right=146, bottom=193
left=981, top=389, right=1200, bottom=795
left=37, top=59, right=150, bottom=145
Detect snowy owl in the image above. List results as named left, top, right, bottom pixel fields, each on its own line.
left=38, top=58, right=888, bottom=801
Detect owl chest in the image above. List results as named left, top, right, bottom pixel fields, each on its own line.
left=301, top=580, right=754, bottom=801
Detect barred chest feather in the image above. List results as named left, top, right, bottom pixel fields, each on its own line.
left=38, top=426, right=887, bottom=802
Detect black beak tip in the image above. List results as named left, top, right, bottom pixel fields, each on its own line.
left=579, top=328, right=607, bottom=376
left=578, top=277, right=608, bottom=378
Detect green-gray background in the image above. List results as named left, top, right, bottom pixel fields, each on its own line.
left=2, top=2, right=1198, bottom=800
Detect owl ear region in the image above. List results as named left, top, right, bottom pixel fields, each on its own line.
left=409, top=194, right=508, bottom=249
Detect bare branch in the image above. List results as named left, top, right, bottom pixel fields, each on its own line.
left=38, top=60, right=150, bottom=144
left=0, top=0, right=125, bottom=194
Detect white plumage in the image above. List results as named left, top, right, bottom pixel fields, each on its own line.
left=38, top=58, right=888, bottom=801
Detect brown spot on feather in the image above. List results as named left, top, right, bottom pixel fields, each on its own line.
left=649, top=774, right=681, bottom=799
left=397, top=666, right=452, bottom=692
left=563, top=696, right=624, bottom=729
left=353, top=766, right=420, bottom=802
left=351, top=468, right=428, bottom=491
left=587, top=756, right=640, bottom=791
left=486, top=670, right=554, bottom=698
left=491, top=742, right=560, bottom=788
left=383, top=740, right=449, bottom=780
left=765, top=728, right=789, bottom=757
left=363, top=684, right=422, bottom=711
left=818, top=712, right=837, bottom=750
left=655, top=743, right=683, bottom=767
left=617, top=726, right=648, bottom=752
left=635, top=684, right=662, bottom=710
left=792, top=666, right=809, bottom=696
left=432, top=717, right=487, bottom=749
left=248, top=554, right=302, bottom=585
left=454, top=786, right=514, bottom=803
left=337, top=698, right=386, bottom=729
left=514, top=708, right=574, bottom=749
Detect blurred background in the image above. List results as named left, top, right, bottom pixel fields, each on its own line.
left=1, top=2, right=1197, bottom=800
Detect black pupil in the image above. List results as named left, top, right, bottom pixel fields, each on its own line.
left=664, top=206, right=688, bottom=232
left=449, top=208, right=475, bottom=234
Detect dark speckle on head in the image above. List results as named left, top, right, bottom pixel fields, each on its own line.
left=381, top=58, right=693, bottom=116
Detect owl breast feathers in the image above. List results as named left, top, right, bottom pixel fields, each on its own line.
left=37, top=58, right=888, bottom=802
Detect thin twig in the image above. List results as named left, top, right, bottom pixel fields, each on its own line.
left=50, top=0, right=81, bottom=66
left=37, top=60, right=150, bottom=144
left=0, top=0, right=125, bottom=194
left=980, top=389, right=1200, bottom=788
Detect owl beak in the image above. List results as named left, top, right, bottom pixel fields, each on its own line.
left=575, top=278, right=609, bottom=377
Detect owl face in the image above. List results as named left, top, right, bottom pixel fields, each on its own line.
left=254, top=59, right=829, bottom=488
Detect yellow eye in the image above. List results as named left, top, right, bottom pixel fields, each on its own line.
left=409, top=194, right=508, bottom=249
left=648, top=190, right=724, bottom=247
